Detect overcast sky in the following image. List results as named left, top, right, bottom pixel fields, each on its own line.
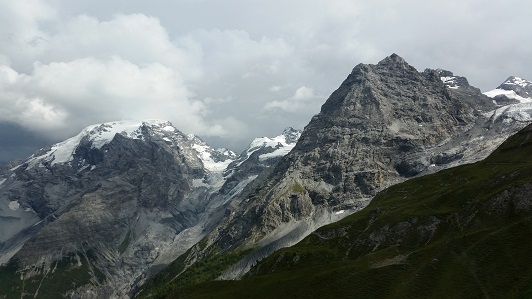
left=1, top=0, right=531, bottom=163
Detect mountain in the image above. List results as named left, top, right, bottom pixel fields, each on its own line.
left=138, top=54, right=532, bottom=297
left=220, top=127, right=301, bottom=197
left=176, top=122, right=532, bottom=298
left=2, top=54, right=532, bottom=298
left=484, top=76, right=532, bottom=105
left=0, top=120, right=302, bottom=298
left=0, top=120, right=236, bottom=298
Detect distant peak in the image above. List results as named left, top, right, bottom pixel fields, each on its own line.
left=499, top=76, right=531, bottom=89
left=282, top=127, right=302, bottom=144
left=486, top=75, right=532, bottom=103
left=435, top=69, right=454, bottom=77
left=377, top=53, right=407, bottom=66
left=87, top=119, right=174, bottom=132
left=282, top=127, right=300, bottom=135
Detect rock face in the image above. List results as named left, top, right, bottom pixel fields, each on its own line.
left=0, top=120, right=238, bottom=298
left=182, top=123, right=532, bottom=299
left=0, top=121, right=301, bottom=298
left=188, top=54, right=532, bottom=280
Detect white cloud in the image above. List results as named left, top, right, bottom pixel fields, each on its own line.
left=0, top=0, right=56, bottom=69
left=264, top=86, right=322, bottom=113
left=0, top=57, right=216, bottom=139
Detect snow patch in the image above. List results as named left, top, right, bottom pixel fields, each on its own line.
left=250, top=135, right=285, bottom=149
left=440, top=76, right=460, bottom=89
left=192, top=143, right=234, bottom=172
left=484, top=89, right=531, bottom=103
left=0, top=179, right=5, bottom=186
left=8, top=201, right=20, bottom=211
left=487, top=102, right=532, bottom=124
left=259, top=146, right=294, bottom=161
left=244, top=133, right=299, bottom=163
left=162, top=125, right=175, bottom=132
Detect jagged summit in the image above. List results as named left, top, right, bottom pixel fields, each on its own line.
left=484, top=76, right=532, bottom=105
left=436, top=69, right=471, bottom=89
left=325, top=54, right=427, bottom=116
left=349, top=54, right=418, bottom=78
left=24, top=119, right=176, bottom=167
left=21, top=119, right=237, bottom=173
left=188, top=54, right=531, bottom=282
left=281, top=127, right=301, bottom=144
left=225, top=127, right=302, bottom=173
left=319, top=53, right=479, bottom=138
left=499, top=76, right=532, bottom=90
left=376, top=53, right=413, bottom=70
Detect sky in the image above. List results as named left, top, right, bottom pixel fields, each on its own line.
left=1, top=0, right=531, bottom=163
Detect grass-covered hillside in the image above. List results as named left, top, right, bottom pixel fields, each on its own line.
left=150, top=123, right=532, bottom=298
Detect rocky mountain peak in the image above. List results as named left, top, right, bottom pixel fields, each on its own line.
left=281, top=127, right=301, bottom=144
left=498, top=76, right=532, bottom=98
left=378, top=53, right=406, bottom=66
left=484, top=75, right=532, bottom=105
left=20, top=119, right=185, bottom=169
left=196, top=55, right=524, bottom=281
left=319, top=53, right=476, bottom=134
left=435, top=69, right=471, bottom=89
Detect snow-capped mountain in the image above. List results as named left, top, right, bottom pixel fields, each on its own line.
left=0, top=120, right=299, bottom=298
left=21, top=119, right=236, bottom=175
left=249, top=127, right=301, bottom=161
left=186, top=133, right=236, bottom=172
left=216, top=127, right=302, bottom=205
left=0, top=120, right=240, bottom=298
left=3, top=55, right=532, bottom=299
left=226, top=127, right=301, bottom=171
left=484, top=76, right=532, bottom=105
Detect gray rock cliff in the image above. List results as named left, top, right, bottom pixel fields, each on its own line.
left=190, top=54, right=532, bottom=280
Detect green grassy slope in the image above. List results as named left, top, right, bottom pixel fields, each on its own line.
left=157, top=124, right=532, bottom=298
left=0, top=252, right=104, bottom=299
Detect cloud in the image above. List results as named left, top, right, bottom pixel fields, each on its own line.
left=264, top=86, right=322, bottom=113
left=1, top=0, right=532, bottom=161
left=1, top=10, right=199, bottom=78
left=0, top=0, right=56, bottom=69
left=0, top=8, right=311, bottom=150
left=0, top=57, right=214, bottom=139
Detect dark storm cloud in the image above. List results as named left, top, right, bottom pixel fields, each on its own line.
left=0, top=122, right=51, bottom=164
